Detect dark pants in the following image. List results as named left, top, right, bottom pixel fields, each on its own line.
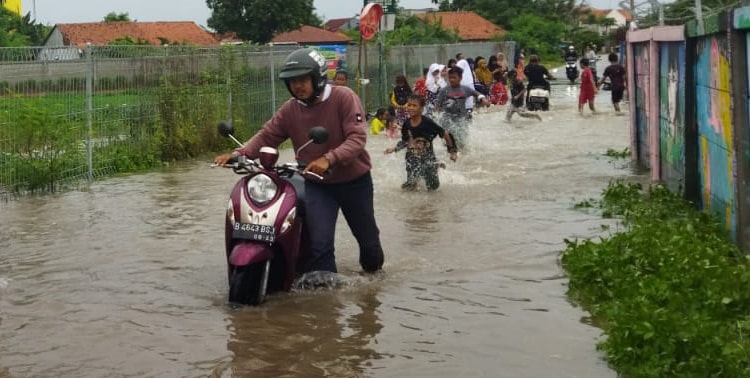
left=304, top=172, right=384, bottom=273
left=405, top=151, right=440, bottom=190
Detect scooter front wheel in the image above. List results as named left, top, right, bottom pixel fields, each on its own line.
left=228, top=260, right=270, bottom=306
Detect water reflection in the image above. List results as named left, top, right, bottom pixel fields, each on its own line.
left=221, top=286, right=384, bottom=377
left=402, top=197, right=440, bottom=233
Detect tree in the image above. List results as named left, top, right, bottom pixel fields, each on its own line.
left=433, top=0, right=477, bottom=10
left=384, top=16, right=460, bottom=44
left=0, top=7, right=50, bottom=47
left=206, top=0, right=323, bottom=44
left=104, top=12, right=131, bottom=22
left=428, top=0, right=584, bottom=63
left=505, top=13, right=566, bottom=60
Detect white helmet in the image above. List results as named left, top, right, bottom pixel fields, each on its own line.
left=568, top=45, right=575, bottom=51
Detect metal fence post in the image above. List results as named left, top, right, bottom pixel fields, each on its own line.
left=270, top=45, right=276, bottom=117
left=163, top=44, right=168, bottom=80
left=85, top=43, right=93, bottom=182
left=227, top=49, right=233, bottom=124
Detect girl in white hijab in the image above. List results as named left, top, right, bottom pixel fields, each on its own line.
left=456, top=59, right=476, bottom=111
left=425, top=63, right=446, bottom=113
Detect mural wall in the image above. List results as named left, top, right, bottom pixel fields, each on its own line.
left=633, top=43, right=651, bottom=165
left=694, top=35, right=736, bottom=236
left=658, top=42, right=686, bottom=189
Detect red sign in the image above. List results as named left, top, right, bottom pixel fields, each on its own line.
left=359, top=3, right=383, bottom=40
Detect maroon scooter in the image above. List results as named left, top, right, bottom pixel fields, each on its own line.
left=214, top=121, right=328, bottom=305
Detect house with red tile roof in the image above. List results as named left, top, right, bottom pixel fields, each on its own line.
left=579, top=7, right=633, bottom=35
left=271, top=25, right=352, bottom=45
left=323, top=17, right=358, bottom=32
left=43, top=21, right=222, bottom=48
left=416, top=11, right=505, bottom=41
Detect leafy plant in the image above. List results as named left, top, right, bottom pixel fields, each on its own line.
left=605, top=147, right=630, bottom=159
left=562, top=180, right=750, bottom=377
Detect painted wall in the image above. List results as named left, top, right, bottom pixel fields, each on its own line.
left=633, top=42, right=651, bottom=165
left=659, top=42, right=686, bottom=189
left=694, top=35, right=736, bottom=236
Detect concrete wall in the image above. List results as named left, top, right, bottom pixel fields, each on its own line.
left=626, top=9, right=750, bottom=249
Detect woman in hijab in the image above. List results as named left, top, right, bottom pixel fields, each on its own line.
left=456, top=59, right=476, bottom=114
left=473, top=56, right=492, bottom=95
left=495, top=52, right=510, bottom=83
left=425, top=63, right=446, bottom=114
left=487, top=55, right=499, bottom=72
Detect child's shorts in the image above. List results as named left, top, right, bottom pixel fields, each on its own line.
left=611, top=88, right=625, bottom=104
left=579, top=91, right=595, bottom=106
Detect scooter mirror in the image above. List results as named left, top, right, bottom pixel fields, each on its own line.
left=217, top=121, right=234, bottom=138
left=309, top=127, right=329, bottom=144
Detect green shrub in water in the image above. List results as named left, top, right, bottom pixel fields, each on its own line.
left=562, top=180, right=750, bottom=377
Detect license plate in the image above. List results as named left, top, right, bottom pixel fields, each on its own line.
left=232, top=222, right=275, bottom=243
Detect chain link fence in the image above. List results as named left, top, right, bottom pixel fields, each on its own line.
left=0, top=41, right=514, bottom=200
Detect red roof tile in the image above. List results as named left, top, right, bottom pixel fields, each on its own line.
left=589, top=8, right=611, bottom=18
left=272, top=25, right=352, bottom=45
left=617, top=10, right=634, bottom=21
left=417, top=11, right=505, bottom=41
left=324, top=18, right=353, bottom=32
left=54, top=21, right=221, bottom=47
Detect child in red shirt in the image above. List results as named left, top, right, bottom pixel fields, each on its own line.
left=413, top=67, right=428, bottom=102
left=578, top=58, right=597, bottom=115
left=489, top=71, right=508, bottom=106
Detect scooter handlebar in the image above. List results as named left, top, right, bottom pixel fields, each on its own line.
left=211, top=159, right=325, bottom=180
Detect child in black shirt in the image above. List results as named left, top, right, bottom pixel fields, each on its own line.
left=385, top=94, right=458, bottom=191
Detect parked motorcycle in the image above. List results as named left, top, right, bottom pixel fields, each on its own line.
left=526, top=84, right=550, bottom=111
left=214, top=121, right=328, bottom=306
left=565, top=57, right=578, bottom=84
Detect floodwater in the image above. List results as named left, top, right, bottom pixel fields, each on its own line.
left=0, top=83, right=634, bottom=378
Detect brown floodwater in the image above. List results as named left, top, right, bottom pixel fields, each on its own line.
left=1, top=84, right=635, bottom=378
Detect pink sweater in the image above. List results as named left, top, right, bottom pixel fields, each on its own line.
left=238, top=85, right=371, bottom=184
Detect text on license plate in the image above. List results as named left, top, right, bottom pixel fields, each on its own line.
left=232, top=222, right=275, bottom=243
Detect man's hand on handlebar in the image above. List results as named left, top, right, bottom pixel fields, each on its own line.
left=303, top=156, right=330, bottom=176
left=213, top=152, right=235, bottom=166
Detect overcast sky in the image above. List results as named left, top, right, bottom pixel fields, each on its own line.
left=32, top=0, right=620, bottom=27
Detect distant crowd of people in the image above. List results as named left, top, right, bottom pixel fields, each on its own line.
left=328, top=47, right=626, bottom=189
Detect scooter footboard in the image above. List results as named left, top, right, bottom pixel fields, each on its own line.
left=229, top=243, right=273, bottom=266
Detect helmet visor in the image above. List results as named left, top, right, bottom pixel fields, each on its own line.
left=279, top=67, right=314, bottom=80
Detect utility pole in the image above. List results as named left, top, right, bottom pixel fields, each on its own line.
left=695, top=0, right=704, bottom=34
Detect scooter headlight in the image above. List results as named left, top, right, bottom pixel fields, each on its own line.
left=247, top=174, right=277, bottom=205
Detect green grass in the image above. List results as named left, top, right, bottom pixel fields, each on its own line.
left=0, top=77, right=285, bottom=193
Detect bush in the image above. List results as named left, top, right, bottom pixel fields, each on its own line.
left=562, top=181, right=750, bottom=377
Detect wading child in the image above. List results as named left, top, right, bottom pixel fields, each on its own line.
left=390, top=74, right=412, bottom=125
left=370, top=108, right=388, bottom=135
left=506, top=70, right=542, bottom=122
left=384, top=106, right=400, bottom=138
left=598, top=53, right=626, bottom=113
left=332, top=70, right=348, bottom=86
left=435, top=66, right=489, bottom=150
left=385, top=94, right=458, bottom=191
left=579, top=58, right=597, bottom=115
left=489, top=70, right=508, bottom=106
